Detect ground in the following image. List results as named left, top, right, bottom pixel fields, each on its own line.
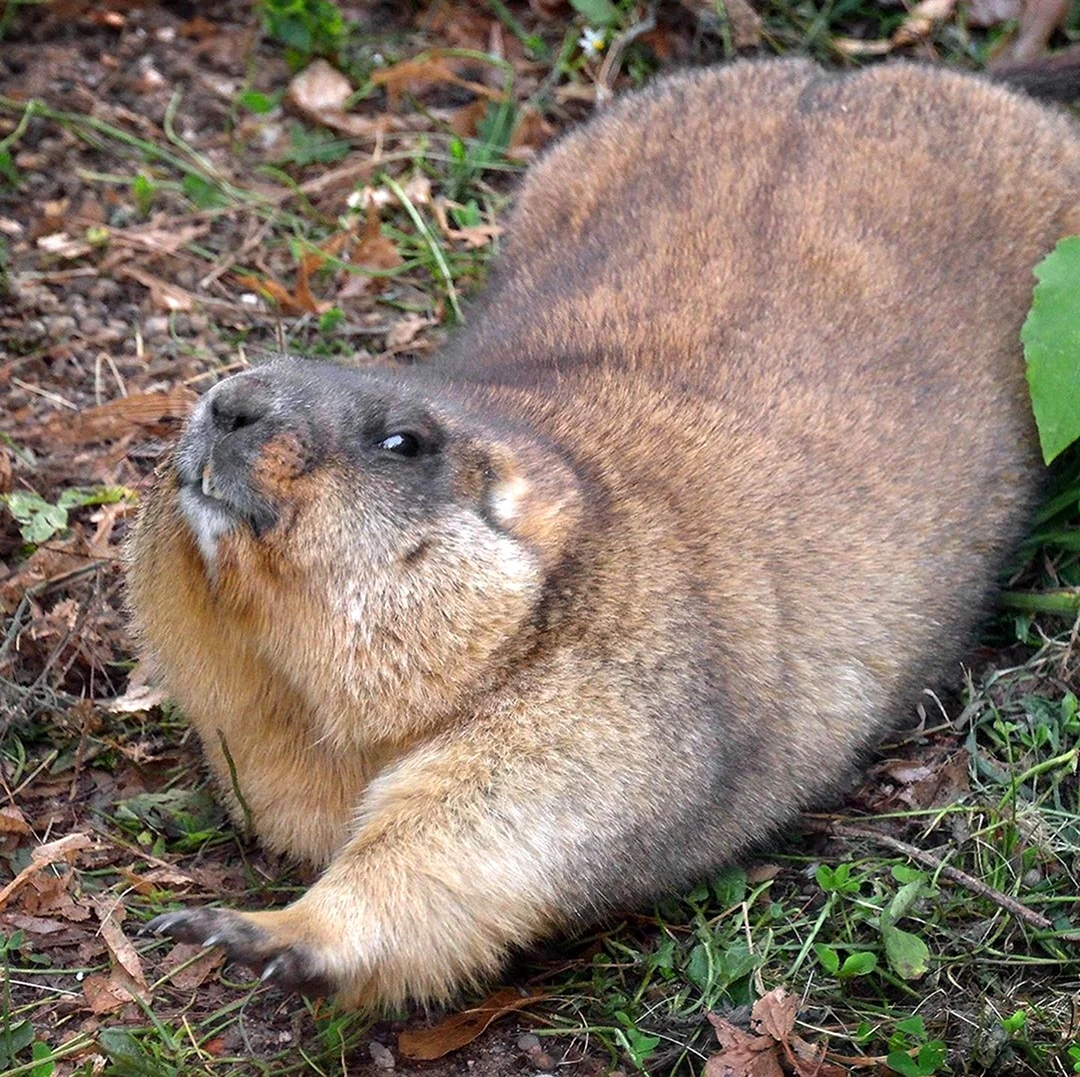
left=2, top=1, right=1080, bottom=1075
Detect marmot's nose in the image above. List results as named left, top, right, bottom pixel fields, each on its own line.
left=207, top=377, right=274, bottom=439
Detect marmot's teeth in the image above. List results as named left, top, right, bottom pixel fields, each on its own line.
left=201, top=461, right=218, bottom=499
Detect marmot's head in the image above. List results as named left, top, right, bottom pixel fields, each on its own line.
left=133, top=359, right=583, bottom=747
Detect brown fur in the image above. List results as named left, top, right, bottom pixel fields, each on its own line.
left=129, top=59, right=1080, bottom=1008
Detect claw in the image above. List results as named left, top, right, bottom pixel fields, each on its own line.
left=145, top=912, right=183, bottom=936
left=261, top=956, right=287, bottom=983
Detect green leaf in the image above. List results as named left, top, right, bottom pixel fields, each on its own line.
left=686, top=881, right=710, bottom=904
left=885, top=1050, right=924, bottom=1077
left=31, top=1040, right=55, bottom=1077
left=238, top=89, right=276, bottom=114
left=1023, top=235, right=1080, bottom=463
left=181, top=173, right=230, bottom=210
left=685, top=941, right=711, bottom=991
left=916, top=1041, right=947, bottom=1073
left=814, top=943, right=840, bottom=975
left=881, top=922, right=930, bottom=980
left=838, top=951, right=877, bottom=978
left=0, top=1020, right=34, bottom=1067
left=131, top=172, right=156, bottom=216
left=890, top=865, right=926, bottom=885
left=716, top=942, right=758, bottom=987
left=569, top=0, right=622, bottom=27
left=880, top=882, right=931, bottom=980
left=56, top=485, right=133, bottom=511
left=895, top=1015, right=926, bottom=1039
left=2, top=491, right=67, bottom=545
left=712, top=866, right=747, bottom=907
left=0, top=148, right=22, bottom=188
left=1001, top=1010, right=1027, bottom=1035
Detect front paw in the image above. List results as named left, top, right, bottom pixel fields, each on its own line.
left=146, top=907, right=331, bottom=997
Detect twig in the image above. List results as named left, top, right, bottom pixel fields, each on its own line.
left=829, top=823, right=1053, bottom=930
left=596, top=9, right=658, bottom=107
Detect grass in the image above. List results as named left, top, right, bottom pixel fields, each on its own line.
left=2, top=1, right=1080, bottom=1075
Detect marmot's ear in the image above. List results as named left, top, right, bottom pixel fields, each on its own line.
left=484, top=440, right=583, bottom=569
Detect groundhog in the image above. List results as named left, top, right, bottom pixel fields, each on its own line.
left=130, top=58, right=1080, bottom=1008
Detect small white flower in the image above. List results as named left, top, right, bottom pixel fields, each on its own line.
left=240, top=293, right=260, bottom=308
left=579, top=28, right=607, bottom=60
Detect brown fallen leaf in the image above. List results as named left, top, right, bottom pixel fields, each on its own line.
left=750, top=987, right=798, bottom=1043
left=679, top=0, right=762, bottom=49
left=108, top=682, right=167, bottom=715
left=83, top=972, right=132, bottom=1015
left=158, top=942, right=224, bottom=990
left=705, top=1015, right=784, bottom=1077
left=432, top=198, right=503, bottom=250
left=371, top=53, right=504, bottom=111
left=385, top=314, right=432, bottom=350
left=94, top=894, right=149, bottom=994
left=110, top=220, right=208, bottom=257
left=0, top=833, right=92, bottom=912
left=286, top=59, right=387, bottom=138
left=0, top=806, right=31, bottom=836
left=891, top=0, right=958, bottom=46
left=116, top=865, right=198, bottom=896
left=118, top=264, right=197, bottom=312
left=397, top=987, right=542, bottom=1060
left=508, top=107, right=555, bottom=159
left=36, top=386, right=198, bottom=447
left=37, top=231, right=94, bottom=259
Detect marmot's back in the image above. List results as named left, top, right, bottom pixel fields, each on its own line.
left=133, top=60, right=1080, bottom=1010
left=463, top=59, right=1080, bottom=386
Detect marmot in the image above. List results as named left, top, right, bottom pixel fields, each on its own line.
left=130, top=58, right=1080, bottom=1008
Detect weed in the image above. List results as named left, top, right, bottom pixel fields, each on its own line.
left=258, top=0, right=348, bottom=68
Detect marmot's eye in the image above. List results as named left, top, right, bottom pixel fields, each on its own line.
left=377, top=432, right=422, bottom=457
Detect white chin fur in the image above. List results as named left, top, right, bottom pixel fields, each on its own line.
left=178, top=486, right=237, bottom=568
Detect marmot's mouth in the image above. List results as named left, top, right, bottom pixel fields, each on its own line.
left=177, top=480, right=241, bottom=567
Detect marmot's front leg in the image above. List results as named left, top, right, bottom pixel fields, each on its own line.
left=148, top=715, right=628, bottom=1008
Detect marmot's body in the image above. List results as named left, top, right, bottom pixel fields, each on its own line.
left=131, top=59, right=1080, bottom=1006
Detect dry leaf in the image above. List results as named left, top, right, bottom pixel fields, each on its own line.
left=371, top=53, right=503, bottom=110
left=109, top=682, right=167, bottom=714
left=508, top=107, right=555, bottom=159
left=286, top=59, right=386, bottom=137
left=892, top=0, right=957, bottom=46
left=45, top=386, right=198, bottom=446
left=704, top=1015, right=784, bottom=1077
left=432, top=199, right=502, bottom=249
left=37, top=232, right=93, bottom=259
left=83, top=972, right=132, bottom=1015
left=750, top=988, right=797, bottom=1043
left=94, top=895, right=149, bottom=993
left=111, top=221, right=208, bottom=256
left=680, top=0, right=762, bottom=48
left=116, top=865, right=197, bottom=896
left=0, top=806, right=32, bottom=836
left=397, top=987, right=541, bottom=1060
left=385, top=314, right=431, bottom=350
left=159, top=942, right=224, bottom=990
left=0, top=833, right=92, bottom=911
left=835, top=0, right=956, bottom=55
left=347, top=198, right=403, bottom=291
left=119, top=264, right=197, bottom=312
